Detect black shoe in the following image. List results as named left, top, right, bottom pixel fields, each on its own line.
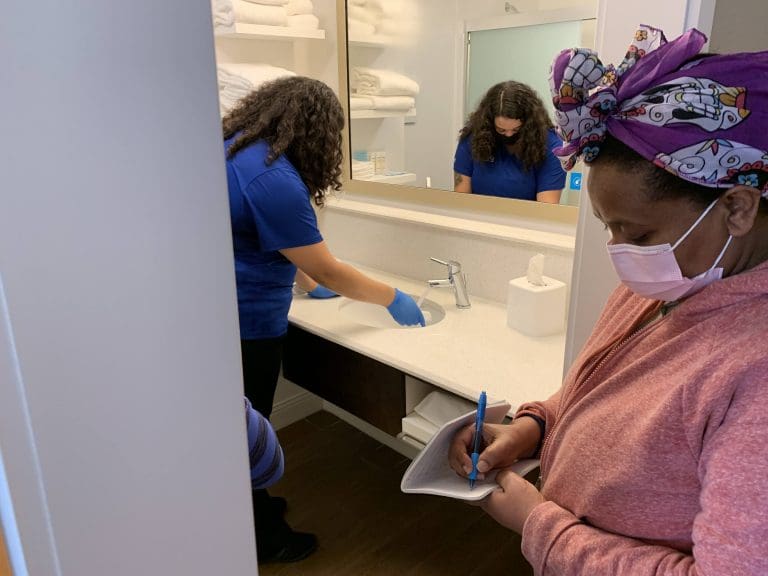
left=268, top=495, right=287, bottom=516
left=258, top=530, right=318, bottom=564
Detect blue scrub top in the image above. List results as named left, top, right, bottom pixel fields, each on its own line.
left=225, top=137, right=323, bottom=339
left=453, top=129, right=565, bottom=200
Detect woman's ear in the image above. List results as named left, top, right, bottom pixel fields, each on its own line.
left=722, top=185, right=763, bottom=237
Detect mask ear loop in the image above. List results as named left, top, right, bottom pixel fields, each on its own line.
left=710, top=234, right=733, bottom=270
left=671, top=198, right=720, bottom=250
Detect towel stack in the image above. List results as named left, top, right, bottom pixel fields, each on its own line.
left=211, top=0, right=320, bottom=32
left=347, top=0, right=419, bottom=39
left=351, top=159, right=376, bottom=179
left=217, top=63, right=296, bottom=116
left=401, top=391, right=477, bottom=445
left=284, top=0, right=320, bottom=30
left=212, top=0, right=236, bottom=31
left=350, top=67, right=419, bottom=112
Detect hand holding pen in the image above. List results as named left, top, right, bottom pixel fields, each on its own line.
left=468, top=390, right=487, bottom=489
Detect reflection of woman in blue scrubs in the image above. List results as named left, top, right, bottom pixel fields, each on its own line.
left=454, top=81, right=565, bottom=203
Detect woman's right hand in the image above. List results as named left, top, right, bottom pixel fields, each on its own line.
left=448, top=417, right=541, bottom=481
left=386, top=289, right=425, bottom=327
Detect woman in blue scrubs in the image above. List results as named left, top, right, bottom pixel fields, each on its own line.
left=223, top=76, right=423, bottom=564
left=454, top=81, right=565, bottom=203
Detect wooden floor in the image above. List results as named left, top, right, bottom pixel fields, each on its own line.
left=261, top=411, right=533, bottom=576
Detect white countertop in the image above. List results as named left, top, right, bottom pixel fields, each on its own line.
left=288, top=265, right=566, bottom=412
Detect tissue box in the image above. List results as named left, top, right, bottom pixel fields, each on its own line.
left=507, top=275, right=567, bottom=337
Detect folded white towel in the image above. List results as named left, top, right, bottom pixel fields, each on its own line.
left=365, top=0, right=390, bottom=13
left=352, top=159, right=376, bottom=179
left=286, top=0, right=313, bottom=16
left=211, top=0, right=235, bottom=32
left=347, top=18, right=376, bottom=37
left=232, top=0, right=288, bottom=26
left=413, top=391, right=476, bottom=427
left=386, top=0, right=418, bottom=14
left=239, top=0, right=288, bottom=5
left=349, top=95, right=374, bottom=110
left=213, top=12, right=235, bottom=32
left=217, top=63, right=295, bottom=115
left=218, top=62, right=295, bottom=87
left=348, top=4, right=380, bottom=26
left=212, top=0, right=233, bottom=15
left=287, top=13, right=319, bottom=29
left=352, top=67, right=420, bottom=96
left=368, top=95, right=415, bottom=111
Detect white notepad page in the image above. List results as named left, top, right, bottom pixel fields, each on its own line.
left=400, top=401, right=540, bottom=501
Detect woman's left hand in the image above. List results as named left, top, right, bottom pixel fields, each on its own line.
left=481, top=468, right=545, bottom=534
left=307, top=284, right=339, bottom=299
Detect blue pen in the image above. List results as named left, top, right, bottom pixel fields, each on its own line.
left=468, top=391, right=487, bottom=489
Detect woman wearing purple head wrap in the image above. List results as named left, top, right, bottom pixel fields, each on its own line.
left=450, top=26, right=768, bottom=575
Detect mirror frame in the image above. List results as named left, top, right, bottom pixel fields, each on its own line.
left=334, top=0, right=579, bottom=226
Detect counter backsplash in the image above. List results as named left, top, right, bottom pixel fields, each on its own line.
left=318, top=199, right=576, bottom=305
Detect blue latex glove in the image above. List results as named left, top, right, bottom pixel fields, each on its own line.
left=386, top=289, right=425, bottom=327
left=308, top=284, right=339, bottom=299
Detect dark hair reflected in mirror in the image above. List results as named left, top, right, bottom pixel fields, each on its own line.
left=454, top=81, right=565, bottom=203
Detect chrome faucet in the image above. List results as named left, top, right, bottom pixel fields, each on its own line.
left=428, top=257, right=471, bottom=309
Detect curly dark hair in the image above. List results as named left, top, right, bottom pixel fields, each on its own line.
left=459, top=81, right=554, bottom=171
left=223, top=76, right=345, bottom=207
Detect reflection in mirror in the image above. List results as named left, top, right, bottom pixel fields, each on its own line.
left=455, top=80, right=566, bottom=204
left=344, top=1, right=596, bottom=207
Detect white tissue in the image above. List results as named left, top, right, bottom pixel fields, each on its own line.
left=526, top=253, right=546, bottom=286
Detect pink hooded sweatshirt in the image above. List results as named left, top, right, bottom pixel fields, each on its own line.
left=516, top=260, right=768, bottom=575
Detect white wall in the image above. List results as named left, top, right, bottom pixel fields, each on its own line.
left=0, top=1, right=257, bottom=575
left=401, top=0, right=462, bottom=188
left=709, top=0, right=768, bottom=53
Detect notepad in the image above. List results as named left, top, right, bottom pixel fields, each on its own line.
left=400, top=401, right=540, bottom=501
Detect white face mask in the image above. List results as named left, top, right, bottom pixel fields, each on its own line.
left=606, top=198, right=733, bottom=302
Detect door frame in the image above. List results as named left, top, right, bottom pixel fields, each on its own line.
left=452, top=5, right=598, bottom=141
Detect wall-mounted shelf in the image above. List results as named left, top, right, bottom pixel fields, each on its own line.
left=359, top=173, right=418, bottom=185
left=351, top=108, right=416, bottom=119
left=216, top=23, right=326, bottom=41
left=347, top=33, right=394, bottom=47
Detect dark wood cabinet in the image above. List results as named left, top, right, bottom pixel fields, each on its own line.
left=283, top=325, right=407, bottom=435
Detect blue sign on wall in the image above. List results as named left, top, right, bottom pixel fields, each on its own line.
left=569, top=172, right=582, bottom=191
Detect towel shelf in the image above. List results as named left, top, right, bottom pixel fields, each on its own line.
left=216, top=23, right=326, bottom=41
left=351, top=108, right=416, bottom=120
left=348, top=34, right=395, bottom=47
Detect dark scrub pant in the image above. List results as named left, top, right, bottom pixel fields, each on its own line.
left=240, top=337, right=290, bottom=557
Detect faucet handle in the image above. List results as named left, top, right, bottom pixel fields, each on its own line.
left=429, top=257, right=461, bottom=276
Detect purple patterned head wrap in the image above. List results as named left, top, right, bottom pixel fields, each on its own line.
left=550, top=25, right=768, bottom=197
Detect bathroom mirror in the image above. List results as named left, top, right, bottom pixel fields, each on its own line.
left=338, top=1, right=597, bottom=220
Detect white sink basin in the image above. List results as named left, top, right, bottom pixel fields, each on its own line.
left=338, top=296, right=446, bottom=329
